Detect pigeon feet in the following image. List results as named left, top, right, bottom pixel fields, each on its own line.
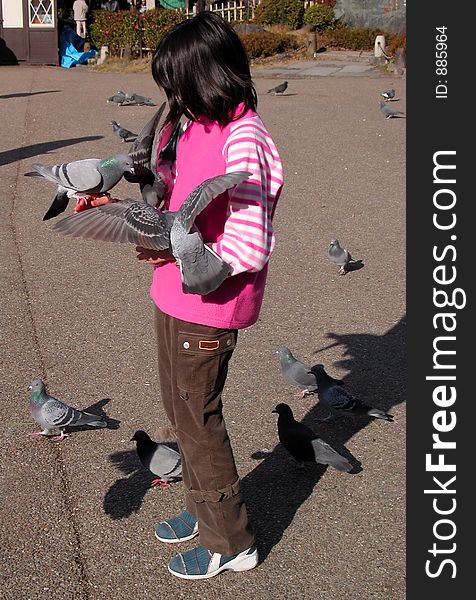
left=338, top=267, right=347, bottom=275
left=50, top=431, right=70, bottom=442
left=30, top=431, right=48, bottom=439
left=151, top=478, right=171, bottom=488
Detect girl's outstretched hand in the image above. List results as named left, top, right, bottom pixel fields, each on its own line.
left=73, top=193, right=118, bottom=213
left=135, top=246, right=175, bottom=265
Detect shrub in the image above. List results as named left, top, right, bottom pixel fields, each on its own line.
left=322, top=27, right=385, bottom=50
left=141, top=8, right=185, bottom=51
left=240, top=31, right=299, bottom=58
left=254, top=0, right=304, bottom=30
left=386, top=31, right=406, bottom=54
left=303, top=4, right=337, bottom=31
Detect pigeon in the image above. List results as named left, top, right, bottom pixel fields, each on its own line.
left=380, top=99, right=404, bottom=118
left=267, top=81, right=288, bottom=95
left=53, top=171, right=251, bottom=295
left=111, top=120, right=138, bottom=143
left=277, top=346, right=336, bottom=398
left=107, top=90, right=130, bottom=104
left=308, top=364, right=394, bottom=422
left=119, top=93, right=156, bottom=107
left=272, top=403, right=352, bottom=472
left=381, top=88, right=395, bottom=101
left=328, top=239, right=352, bottom=275
left=32, top=154, right=135, bottom=221
left=29, top=378, right=107, bottom=442
left=131, top=430, right=182, bottom=487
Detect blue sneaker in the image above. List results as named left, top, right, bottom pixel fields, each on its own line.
left=168, top=544, right=258, bottom=580
left=155, top=511, right=199, bottom=544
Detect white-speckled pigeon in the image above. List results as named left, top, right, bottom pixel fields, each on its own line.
left=111, top=120, right=138, bottom=143
left=29, top=378, right=107, bottom=442
left=272, top=403, right=352, bottom=472
left=33, top=154, right=135, bottom=220
left=131, top=430, right=182, bottom=488
left=308, top=364, right=394, bottom=422
left=53, top=171, right=250, bottom=295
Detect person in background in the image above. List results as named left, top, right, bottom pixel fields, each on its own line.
left=101, top=0, right=119, bottom=10
left=72, top=0, right=88, bottom=38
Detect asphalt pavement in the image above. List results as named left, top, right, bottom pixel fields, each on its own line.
left=0, top=53, right=405, bottom=600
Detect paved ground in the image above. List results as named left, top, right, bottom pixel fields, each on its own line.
left=0, top=54, right=405, bottom=600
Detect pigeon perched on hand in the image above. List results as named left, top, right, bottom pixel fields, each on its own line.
left=32, top=154, right=135, bottom=221
left=380, top=88, right=395, bottom=101
left=272, top=403, right=352, bottom=472
left=54, top=171, right=250, bottom=295
left=131, top=430, right=182, bottom=488
left=380, top=99, right=404, bottom=118
left=277, top=346, right=334, bottom=398
left=328, top=239, right=352, bottom=275
left=267, top=81, right=288, bottom=95
left=111, top=120, right=138, bottom=143
left=29, top=378, right=107, bottom=442
left=308, top=364, right=394, bottom=422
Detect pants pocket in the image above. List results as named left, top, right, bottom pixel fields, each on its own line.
left=176, top=329, right=237, bottom=394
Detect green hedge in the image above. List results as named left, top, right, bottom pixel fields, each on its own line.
left=89, top=8, right=185, bottom=57
left=254, top=0, right=304, bottom=30
left=303, top=4, right=337, bottom=31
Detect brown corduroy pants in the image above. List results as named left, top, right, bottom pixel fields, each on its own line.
left=154, top=307, right=255, bottom=555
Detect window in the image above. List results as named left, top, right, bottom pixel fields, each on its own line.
left=29, top=0, right=54, bottom=27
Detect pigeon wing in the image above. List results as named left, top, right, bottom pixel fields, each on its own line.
left=149, top=444, right=181, bottom=480
left=32, top=160, right=103, bottom=192
left=53, top=199, right=172, bottom=250
left=311, top=438, right=352, bottom=472
left=177, top=171, right=251, bottom=232
left=129, top=103, right=166, bottom=169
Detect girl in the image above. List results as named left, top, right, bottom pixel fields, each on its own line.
left=136, top=11, right=283, bottom=580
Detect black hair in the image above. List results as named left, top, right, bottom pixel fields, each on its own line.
left=151, top=11, right=257, bottom=127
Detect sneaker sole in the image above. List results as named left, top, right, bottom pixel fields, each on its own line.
left=155, top=528, right=199, bottom=544
left=168, top=549, right=258, bottom=580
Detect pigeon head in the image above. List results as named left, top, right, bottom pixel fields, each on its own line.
left=276, top=346, right=293, bottom=360
left=272, top=403, right=294, bottom=418
left=111, top=120, right=119, bottom=127
left=308, top=364, right=326, bottom=382
left=329, top=239, right=341, bottom=250
left=29, top=378, right=45, bottom=393
left=130, top=430, right=152, bottom=444
left=103, top=154, right=135, bottom=175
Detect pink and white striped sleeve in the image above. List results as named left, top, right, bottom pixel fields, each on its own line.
left=212, top=116, right=283, bottom=275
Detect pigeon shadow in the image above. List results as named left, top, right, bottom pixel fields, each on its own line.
left=104, top=449, right=153, bottom=520
left=0, top=136, right=104, bottom=167
left=346, top=259, right=365, bottom=273
left=0, top=90, right=61, bottom=99
left=242, top=316, right=405, bottom=562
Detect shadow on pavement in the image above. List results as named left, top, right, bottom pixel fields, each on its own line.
left=0, top=136, right=103, bottom=167
left=0, top=90, right=62, bottom=99
left=243, top=316, right=406, bottom=562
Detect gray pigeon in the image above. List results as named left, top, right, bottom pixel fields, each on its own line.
left=328, top=239, right=352, bottom=275
left=33, top=154, right=135, bottom=221
left=380, top=99, right=404, bottom=118
left=107, top=90, right=130, bottom=104
left=308, top=364, right=394, bottom=422
left=53, top=171, right=251, bottom=295
left=277, top=346, right=326, bottom=398
left=119, top=93, right=156, bottom=107
left=111, top=120, right=138, bottom=143
left=29, top=378, right=107, bottom=442
left=267, top=81, right=288, bottom=95
left=272, top=403, right=352, bottom=472
left=131, top=430, right=182, bottom=487
left=381, top=88, right=395, bottom=101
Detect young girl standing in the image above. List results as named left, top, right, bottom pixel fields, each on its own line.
left=136, top=11, right=283, bottom=580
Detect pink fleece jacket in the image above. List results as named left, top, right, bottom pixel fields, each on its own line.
left=150, top=106, right=283, bottom=329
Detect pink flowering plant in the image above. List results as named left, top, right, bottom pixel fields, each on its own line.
left=90, top=9, right=185, bottom=58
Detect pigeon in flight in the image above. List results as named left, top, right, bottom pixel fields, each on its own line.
left=29, top=378, right=107, bottom=442
left=308, top=364, right=394, bottom=422
left=328, top=239, right=352, bottom=275
left=32, top=154, right=135, bottom=221
left=272, top=403, right=352, bottom=472
left=131, top=430, right=182, bottom=487
left=111, top=120, right=138, bottom=143
left=267, top=81, right=288, bottom=95
left=53, top=171, right=251, bottom=295
left=380, top=99, right=404, bottom=118
left=381, top=88, right=395, bottom=101
left=277, top=346, right=335, bottom=398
